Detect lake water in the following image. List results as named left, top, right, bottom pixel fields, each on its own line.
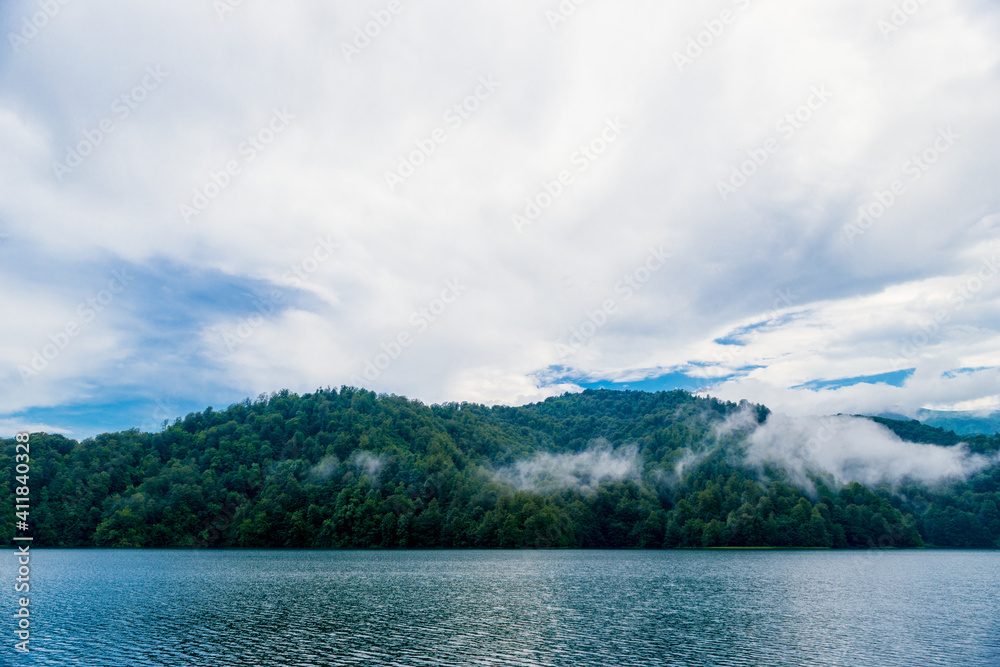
left=2, top=549, right=998, bottom=666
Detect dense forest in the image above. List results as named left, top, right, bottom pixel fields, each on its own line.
left=3, top=388, right=999, bottom=550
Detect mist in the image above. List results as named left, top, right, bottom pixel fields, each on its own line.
left=495, top=441, right=641, bottom=494
left=305, top=451, right=384, bottom=484
left=350, top=452, right=384, bottom=479
left=654, top=448, right=711, bottom=491
left=733, top=410, right=996, bottom=492
left=306, top=455, right=340, bottom=483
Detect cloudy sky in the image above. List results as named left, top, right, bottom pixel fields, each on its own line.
left=2, top=0, right=999, bottom=438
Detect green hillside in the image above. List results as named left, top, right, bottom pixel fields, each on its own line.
left=4, top=388, right=998, bottom=549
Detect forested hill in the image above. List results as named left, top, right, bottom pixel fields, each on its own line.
left=3, top=388, right=999, bottom=549
left=865, top=415, right=998, bottom=449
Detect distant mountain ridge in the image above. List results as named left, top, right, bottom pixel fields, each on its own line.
left=874, top=409, right=1000, bottom=437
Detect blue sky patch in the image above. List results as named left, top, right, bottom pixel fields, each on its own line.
left=793, top=369, right=915, bottom=391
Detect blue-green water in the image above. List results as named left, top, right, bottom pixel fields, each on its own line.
left=2, top=549, right=998, bottom=666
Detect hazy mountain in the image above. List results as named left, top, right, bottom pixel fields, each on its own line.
left=875, top=410, right=1000, bottom=436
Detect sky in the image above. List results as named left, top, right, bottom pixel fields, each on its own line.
left=1, top=0, right=999, bottom=439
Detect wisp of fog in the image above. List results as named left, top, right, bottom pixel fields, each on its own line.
left=734, top=410, right=995, bottom=492
left=495, top=441, right=641, bottom=494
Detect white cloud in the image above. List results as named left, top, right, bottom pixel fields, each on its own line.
left=2, top=0, right=1000, bottom=434
left=736, top=411, right=997, bottom=492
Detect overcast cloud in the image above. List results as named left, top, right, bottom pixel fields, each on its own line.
left=1, top=0, right=999, bottom=437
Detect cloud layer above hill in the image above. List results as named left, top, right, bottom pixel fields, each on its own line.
left=2, top=0, right=999, bottom=436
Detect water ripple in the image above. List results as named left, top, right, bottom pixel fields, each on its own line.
left=2, top=550, right=998, bottom=666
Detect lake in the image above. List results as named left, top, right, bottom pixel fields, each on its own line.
left=3, top=549, right=998, bottom=666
